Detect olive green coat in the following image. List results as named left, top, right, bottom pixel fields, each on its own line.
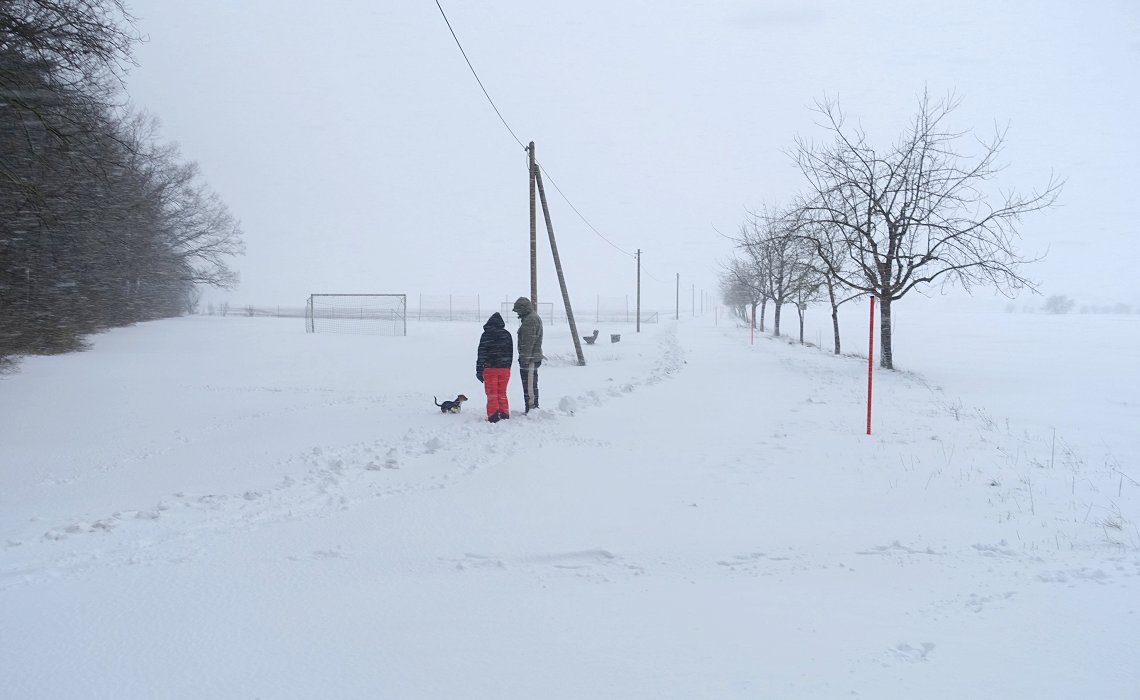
left=512, top=297, right=544, bottom=366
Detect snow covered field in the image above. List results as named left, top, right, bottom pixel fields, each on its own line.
left=2, top=307, right=1138, bottom=698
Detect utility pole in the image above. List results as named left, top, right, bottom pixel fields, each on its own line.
left=528, top=142, right=537, bottom=305
left=636, top=249, right=641, bottom=333
left=532, top=154, right=586, bottom=366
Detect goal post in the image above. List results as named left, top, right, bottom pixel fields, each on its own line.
left=306, top=294, right=407, bottom=335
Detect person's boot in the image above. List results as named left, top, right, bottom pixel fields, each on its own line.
left=499, top=411, right=509, bottom=420
left=488, top=412, right=501, bottom=423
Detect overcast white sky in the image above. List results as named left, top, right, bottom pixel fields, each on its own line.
left=123, top=0, right=1140, bottom=311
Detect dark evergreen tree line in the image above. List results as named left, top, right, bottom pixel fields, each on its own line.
left=1, top=0, right=242, bottom=365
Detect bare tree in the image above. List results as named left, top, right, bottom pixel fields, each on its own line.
left=719, top=257, right=764, bottom=328
left=1, top=2, right=242, bottom=364
left=1, top=4, right=137, bottom=357
left=791, top=91, right=1061, bottom=368
left=0, top=0, right=137, bottom=87
left=783, top=203, right=863, bottom=354
left=146, top=151, right=244, bottom=288
left=1042, top=294, right=1074, bottom=314
left=738, top=209, right=809, bottom=338
left=185, top=286, right=202, bottom=315
left=787, top=241, right=824, bottom=345
left=1, top=0, right=139, bottom=184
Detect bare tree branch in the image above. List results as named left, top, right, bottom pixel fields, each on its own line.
left=788, top=92, right=1061, bottom=368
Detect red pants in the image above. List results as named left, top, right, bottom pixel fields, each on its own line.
left=483, top=367, right=510, bottom=418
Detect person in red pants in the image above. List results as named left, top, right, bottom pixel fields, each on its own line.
left=476, top=312, right=513, bottom=423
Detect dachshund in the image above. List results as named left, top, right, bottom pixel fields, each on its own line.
left=434, top=394, right=468, bottom=414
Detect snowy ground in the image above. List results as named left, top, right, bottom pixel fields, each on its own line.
left=2, top=308, right=1138, bottom=698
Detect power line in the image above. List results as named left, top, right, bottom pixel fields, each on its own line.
left=433, top=0, right=525, bottom=150
left=434, top=1, right=664, bottom=276
left=638, top=257, right=665, bottom=284
left=535, top=163, right=635, bottom=259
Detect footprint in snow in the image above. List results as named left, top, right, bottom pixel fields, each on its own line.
left=890, top=642, right=935, bottom=663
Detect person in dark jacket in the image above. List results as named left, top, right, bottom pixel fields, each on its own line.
left=512, top=296, right=544, bottom=413
left=476, top=312, right=514, bottom=423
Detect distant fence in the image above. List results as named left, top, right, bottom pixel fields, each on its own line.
left=201, top=305, right=308, bottom=318
left=416, top=294, right=484, bottom=322
left=589, top=295, right=659, bottom=324
left=204, top=296, right=660, bottom=325
left=417, top=294, right=659, bottom=324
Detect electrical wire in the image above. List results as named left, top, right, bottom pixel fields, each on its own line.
left=433, top=0, right=644, bottom=265
left=433, top=0, right=526, bottom=150
left=539, top=163, right=668, bottom=284
left=535, top=163, right=635, bottom=259
left=638, top=258, right=665, bottom=284
left=434, top=3, right=706, bottom=303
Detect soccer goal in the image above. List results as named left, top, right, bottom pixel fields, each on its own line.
left=306, top=294, right=407, bottom=335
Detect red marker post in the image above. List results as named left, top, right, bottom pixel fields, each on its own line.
left=866, top=296, right=875, bottom=435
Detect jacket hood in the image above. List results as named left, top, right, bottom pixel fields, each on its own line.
left=512, top=297, right=534, bottom=315
left=483, top=312, right=506, bottom=330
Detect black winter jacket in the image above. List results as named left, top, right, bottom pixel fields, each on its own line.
left=476, top=312, right=514, bottom=381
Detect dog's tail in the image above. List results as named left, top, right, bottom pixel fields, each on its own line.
left=433, top=396, right=442, bottom=407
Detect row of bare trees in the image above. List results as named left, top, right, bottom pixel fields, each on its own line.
left=1, top=0, right=243, bottom=364
left=721, top=92, right=1061, bottom=369
left=720, top=210, right=840, bottom=347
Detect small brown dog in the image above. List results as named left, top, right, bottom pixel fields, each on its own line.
left=434, top=394, right=468, bottom=414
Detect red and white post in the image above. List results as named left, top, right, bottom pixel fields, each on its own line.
left=866, top=296, right=875, bottom=435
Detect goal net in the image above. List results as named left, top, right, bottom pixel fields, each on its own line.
left=306, top=294, right=407, bottom=335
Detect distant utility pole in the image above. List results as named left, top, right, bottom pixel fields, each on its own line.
left=675, top=273, right=679, bottom=321
left=636, top=249, right=642, bottom=333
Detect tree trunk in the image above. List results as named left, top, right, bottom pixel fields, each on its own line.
left=827, top=281, right=841, bottom=354
left=750, top=302, right=757, bottom=329
left=759, top=300, right=767, bottom=333
left=797, top=305, right=806, bottom=344
left=773, top=302, right=782, bottom=337
left=879, top=296, right=894, bottom=369
left=831, top=307, right=841, bottom=354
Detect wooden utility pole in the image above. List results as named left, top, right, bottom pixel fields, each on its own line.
left=636, top=249, right=641, bottom=333
left=532, top=156, right=586, bottom=366
left=528, top=142, right=538, bottom=304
